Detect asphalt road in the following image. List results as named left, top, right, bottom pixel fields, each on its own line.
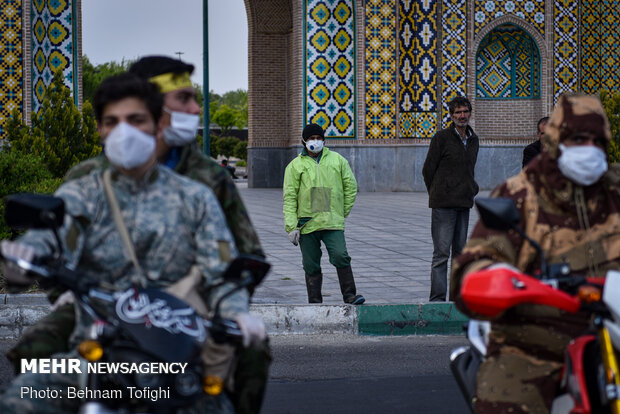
left=0, top=335, right=470, bottom=413
left=262, top=334, right=469, bottom=414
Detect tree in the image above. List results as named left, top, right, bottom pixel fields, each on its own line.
left=0, top=151, right=62, bottom=240
left=600, top=90, right=620, bottom=163
left=6, top=70, right=101, bottom=178
left=82, top=55, right=132, bottom=104
left=208, top=89, right=247, bottom=131
left=217, top=136, right=240, bottom=158
left=234, top=140, right=247, bottom=161
left=212, top=104, right=240, bottom=136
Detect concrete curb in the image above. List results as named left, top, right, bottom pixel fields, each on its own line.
left=0, top=294, right=468, bottom=339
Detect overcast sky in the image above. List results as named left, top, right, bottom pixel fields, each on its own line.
left=82, top=0, right=248, bottom=95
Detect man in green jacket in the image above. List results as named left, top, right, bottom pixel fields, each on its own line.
left=283, top=123, right=365, bottom=305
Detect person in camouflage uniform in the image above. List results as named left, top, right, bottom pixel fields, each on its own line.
left=0, top=73, right=265, bottom=413
left=450, top=94, right=620, bottom=414
left=7, top=57, right=270, bottom=414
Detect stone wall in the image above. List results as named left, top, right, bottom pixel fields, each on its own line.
left=248, top=143, right=525, bottom=191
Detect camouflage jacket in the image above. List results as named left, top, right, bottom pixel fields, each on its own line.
left=451, top=154, right=620, bottom=358
left=65, top=145, right=265, bottom=257
left=21, top=165, right=247, bottom=321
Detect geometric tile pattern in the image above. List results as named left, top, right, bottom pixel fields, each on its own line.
left=580, top=0, right=601, bottom=94
left=365, top=0, right=397, bottom=139
left=0, top=0, right=23, bottom=137
left=477, top=34, right=511, bottom=97
left=441, top=0, right=467, bottom=128
left=474, top=0, right=545, bottom=36
left=304, top=0, right=356, bottom=138
left=515, top=40, right=540, bottom=97
left=399, top=0, right=438, bottom=138
left=581, top=0, right=620, bottom=94
left=476, top=24, right=540, bottom=98
left=600, top=0, right=620, bottom=92
left=553, top=0, right=579, bottom=103
left=31, top=0, right=77, bottom=114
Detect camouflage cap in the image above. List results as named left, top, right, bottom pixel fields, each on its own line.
left=543, top=94, right=611, bottom=159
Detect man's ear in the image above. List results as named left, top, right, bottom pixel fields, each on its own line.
left=156, top=117, right=166, bottom=139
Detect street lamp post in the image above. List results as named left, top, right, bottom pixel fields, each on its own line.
left=203, top=0, right=210, bottom=156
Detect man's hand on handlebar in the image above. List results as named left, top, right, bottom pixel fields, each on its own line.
left=234, top=313, right=267, bottom=348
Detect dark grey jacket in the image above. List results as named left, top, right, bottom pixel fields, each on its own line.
left=422, top=124, right=479, bottom=209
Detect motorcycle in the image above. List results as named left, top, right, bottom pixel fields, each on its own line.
left=450, top=197, right=620, bottom=414
left=1, top=193, right=270, bottom=414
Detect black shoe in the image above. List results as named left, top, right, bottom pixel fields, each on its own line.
left=345, top=295, right=365, bottom=305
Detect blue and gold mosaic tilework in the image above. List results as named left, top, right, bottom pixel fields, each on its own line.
left=31, top=0, right=76, bottom=114
left=399, top=0, right=437, bottom=138
left=304, top=0, right=356, bottom=138
left=476, top=24, right=540, bottom=99
left=0, top=0, right=23, bottom=137
left=581, top=0, right=620, bottom=94
left=553, top=0, right=578, bottom=103
left=365, top=0, right=396, bottom=139
left=474, top=0, right=545, bottom=37
left=441, top=0, right=467, bottom=128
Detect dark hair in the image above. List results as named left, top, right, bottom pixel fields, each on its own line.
left=537, top=116, right=549, bottom=133
left=448, top=96, right=472, bottom=114
left=129, top=55, right=195, bottom=79
left=93, top=73, right=163, bottom=123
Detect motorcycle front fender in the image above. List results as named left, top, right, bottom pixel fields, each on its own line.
left=450, top=345, right=481, bottom=413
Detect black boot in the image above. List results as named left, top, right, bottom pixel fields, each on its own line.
left=305, top=273, right=323, bottom=303
left=336, top=266, right=365, bottom=305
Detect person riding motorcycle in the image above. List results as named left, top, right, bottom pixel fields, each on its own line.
left=451, top=94, right=620, bottom=414
left=7, top=57, right=270, bottom=414
left=0, top=73, right=265, bottom=413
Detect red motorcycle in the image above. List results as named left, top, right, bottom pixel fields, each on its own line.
left=450, top=197, right=620, bottom=414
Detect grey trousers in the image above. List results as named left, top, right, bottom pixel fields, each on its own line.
left=429, top=208, right=470, bottom=302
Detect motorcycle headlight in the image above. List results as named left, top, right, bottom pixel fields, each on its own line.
left=78, top=340, right=103, bottom=362
left=134, top=372, right=164, bottom=389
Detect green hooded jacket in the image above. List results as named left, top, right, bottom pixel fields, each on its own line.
left=283, top=147, right=357, bottom=234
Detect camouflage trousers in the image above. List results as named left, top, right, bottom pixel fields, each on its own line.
left=474, top=344, right=563, bottom=414
left=7, top=304, right=272, bottom=414
left=0, top=351, right=233, bottom=414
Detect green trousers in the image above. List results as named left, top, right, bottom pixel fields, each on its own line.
left=300, top=229, right=351, bottom=275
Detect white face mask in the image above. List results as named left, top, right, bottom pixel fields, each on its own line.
left=162, top=108, right=200, bottom=147
left=557, top=143, right=608, bottom=186
left=305, top=139, right=324, bottom=154
left=104, top=122, right=156, bottom=170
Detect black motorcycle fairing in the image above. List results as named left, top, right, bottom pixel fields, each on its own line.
left=112, top=287, right=206, bottom=362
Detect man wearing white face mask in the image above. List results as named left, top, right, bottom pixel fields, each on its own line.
left=283, top=123, right=365, bottom=305
left=65, top=56, right=265, bottom=261
left=450, top=94, right=620, bottom=413
left=14, top=58, right=271, bottom=414
left=0, top=73, right=264, bottom=413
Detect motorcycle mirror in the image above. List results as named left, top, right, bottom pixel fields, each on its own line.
left=5, top=194, right=65, bottom=230
left=475, top=197, right=520, bottom=231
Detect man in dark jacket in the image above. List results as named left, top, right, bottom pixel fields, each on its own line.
left=522, top=116, right=548, bottom=168
left=422, top=96, right=479, bottom=301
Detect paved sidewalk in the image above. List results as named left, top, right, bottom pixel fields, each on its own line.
left=238, top=184, right=483, bottom=305
left=0, top=186, right=487, bottom=338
